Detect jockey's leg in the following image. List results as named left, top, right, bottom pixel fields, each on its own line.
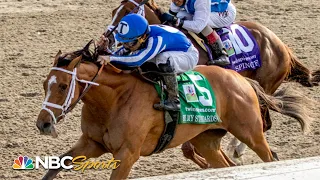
left=153, top=47, right=198, bottom=111
left=205, top=3, right=236, bottom=66
left=153, top=59, right=180, bottom=111
left=201, top=26, right=230, bottom=66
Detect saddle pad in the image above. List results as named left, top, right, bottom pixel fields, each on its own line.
left=155, top=71, right=221, bottom=124
left=217, top=24, right=262, bottom=72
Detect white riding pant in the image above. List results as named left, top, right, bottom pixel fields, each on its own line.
left=150, top=44, right=199, bottom=74
left=177, top=2, right=236, bottom=29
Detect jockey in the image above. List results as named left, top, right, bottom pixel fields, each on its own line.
left=99, top=14, right=199, bottom=111
left=160, top=0, right=236, bottom=66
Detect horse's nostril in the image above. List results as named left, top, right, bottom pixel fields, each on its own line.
left=43, top=122, right=51, bottom=130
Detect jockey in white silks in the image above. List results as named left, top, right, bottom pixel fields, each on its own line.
left=161, top=0, right=236, bottom=66
left=98, top=14, right=199, bottom=111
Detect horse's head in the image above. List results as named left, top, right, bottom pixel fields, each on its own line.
left=36, top=40, right=99, bottom=137
left=103, top=0, right=162, bottom=52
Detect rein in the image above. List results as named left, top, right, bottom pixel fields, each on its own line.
left=41, top=61, right=104, bottom=124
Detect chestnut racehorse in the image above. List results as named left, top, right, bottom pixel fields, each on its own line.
left=103, top=0, right=320, bottom=167
left=36, top=42, right=313, bottom=179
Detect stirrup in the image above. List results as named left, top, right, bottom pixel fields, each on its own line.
left=208, top=55, right=230, bottom=66
left=206, top=60, right=215, bottom=66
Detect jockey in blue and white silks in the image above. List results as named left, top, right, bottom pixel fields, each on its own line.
left=111, top=25, right=198, bottom=73
left=161, top=0, right=236, bottom=66
left=98, top=14, right=199, bottom=111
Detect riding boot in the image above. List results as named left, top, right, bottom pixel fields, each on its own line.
left=206, top=31, right=230, bottom=66
left=153, top=61, right=180, bottom=111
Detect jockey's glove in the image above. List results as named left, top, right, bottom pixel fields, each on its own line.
left=160, top=12, right=176, bottom=23
left=97, top=55, right=111, bottom=65
left=175, top=18, right=184, bottom=28
left=160, top=13, right=184, bottom=28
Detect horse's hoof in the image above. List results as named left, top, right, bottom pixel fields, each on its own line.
left=271, top=150, right=279, bottom=161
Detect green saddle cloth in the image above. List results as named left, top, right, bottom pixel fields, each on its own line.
left=155, top=71, right=221, bottom=124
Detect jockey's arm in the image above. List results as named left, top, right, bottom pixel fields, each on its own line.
left=110, top=36, right=165, bottom=67
left=169, top=2, right=180, bottom=16
left=181, top=0, right=210, bottom=34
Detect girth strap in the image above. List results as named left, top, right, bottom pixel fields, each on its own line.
left=152, top=110, right=179, bottom=154
left=133, top=67, right=180, bottom=154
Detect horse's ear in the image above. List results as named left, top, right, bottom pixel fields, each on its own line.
left=83, top=39, right=94, bottom=52
left=67, top=55, right=82, bottom=70
left=53, top=50, right=62, bottom=67
left=83, top=39, right=97, bottom=59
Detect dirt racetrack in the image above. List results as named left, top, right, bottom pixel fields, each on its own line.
left=0, top=0, right=319, bottom=179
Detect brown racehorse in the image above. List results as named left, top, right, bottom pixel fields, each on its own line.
left=103, top=0, right=320, bottom=167
left=36, top=42, right=313, bottom=179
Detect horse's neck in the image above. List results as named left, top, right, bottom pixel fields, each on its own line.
left=145, top=2, right=162, bottom=24
left=80, top=65, right=152, bottom=112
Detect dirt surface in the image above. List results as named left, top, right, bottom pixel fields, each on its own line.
left=0, top=0, right=319, bottom=179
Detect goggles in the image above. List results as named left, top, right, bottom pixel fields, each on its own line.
left=123, top=39, right=139, bottom=47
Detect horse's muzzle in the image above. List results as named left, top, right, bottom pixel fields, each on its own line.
left=36, top=117, right=58, bottom=138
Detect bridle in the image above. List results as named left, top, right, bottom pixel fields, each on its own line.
left=41, top=60, right=104, bottom=124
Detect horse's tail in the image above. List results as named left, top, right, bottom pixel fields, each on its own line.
left=246, top=77, right=313, bottom=133
left=285, top=45, right=319, bottom=86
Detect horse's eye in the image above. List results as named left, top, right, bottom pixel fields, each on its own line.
left=59, top=84, right=68, bottom=92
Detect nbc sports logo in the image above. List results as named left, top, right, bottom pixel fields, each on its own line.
left=12, top=156, right=34, bottom=170
left=12, top=155, right=72, bottom=170
left=12, top=155, right=120, bottom=171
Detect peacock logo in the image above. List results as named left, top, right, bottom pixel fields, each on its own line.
left=12, top=156, right=34, bottom=170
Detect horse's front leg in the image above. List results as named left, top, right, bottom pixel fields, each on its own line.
left=109, top=146, right=140, bottom=180
left=42, top=134, right=107, bottom=180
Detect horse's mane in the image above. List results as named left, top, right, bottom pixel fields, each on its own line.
left=145, top=0, right=158, bottom=10
left=119, top=0, right=163, bottom=18
left=57, top=40, right=98, bottom=67
left=145, top=0, right=163, bottom=18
